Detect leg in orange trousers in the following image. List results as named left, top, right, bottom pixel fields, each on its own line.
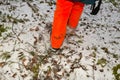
left=50, top=0, right=84, bottom=49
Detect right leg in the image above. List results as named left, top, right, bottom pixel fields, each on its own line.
left=50, top=0, right=74, bottom=49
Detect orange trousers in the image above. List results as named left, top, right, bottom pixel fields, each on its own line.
left=51, top=0, right=84, bottom=49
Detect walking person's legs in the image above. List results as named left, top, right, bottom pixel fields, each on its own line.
left=50, top=0, right=74, bottom=49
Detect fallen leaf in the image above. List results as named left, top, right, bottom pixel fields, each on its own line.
left=12, top=73, right=17, bottom=78
left=0, top=62, right=6, bottom=68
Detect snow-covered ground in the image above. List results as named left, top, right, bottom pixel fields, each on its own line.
left=0, top=0, right=120, bottom=80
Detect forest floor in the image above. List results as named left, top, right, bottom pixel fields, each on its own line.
left=0, top=0, right=120, bottom=80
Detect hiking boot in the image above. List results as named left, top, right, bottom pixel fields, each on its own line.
left=67, top=27, right=76, bottom=35
left=47, top=47, right=60, bottom=54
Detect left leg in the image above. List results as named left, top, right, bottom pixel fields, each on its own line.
left=68, top=2, right=85, bottom=29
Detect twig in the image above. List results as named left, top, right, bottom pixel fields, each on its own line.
left=26, top=1, right=39, bottom=13
left=11, top=23, right=23, bottom=43
left=92, top=59, right=96, bottom=80
left=17, top=25, right=25, bottom=37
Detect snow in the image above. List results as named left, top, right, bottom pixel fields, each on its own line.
left=0, top=0, right=120, bottom=80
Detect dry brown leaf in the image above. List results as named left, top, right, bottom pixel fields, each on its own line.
left=35, top=26, right=39, bottom=31
left=34, top=36, right=38, bottom=45
left=0, top=62, right=6, bottom=68
left=12, top=73, right=17, bottom=78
